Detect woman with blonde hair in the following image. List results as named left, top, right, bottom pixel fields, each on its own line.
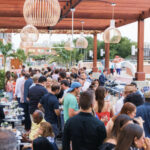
left=37, top=122, right=58, bottom=150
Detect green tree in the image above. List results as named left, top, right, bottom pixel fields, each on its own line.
left=0, top=41, right=13, bottom=73
left=48, top=42, right=83, bottom=68
left=10, top=49, right=27, bottom=63
left=97, top=37, right=137, bottom=59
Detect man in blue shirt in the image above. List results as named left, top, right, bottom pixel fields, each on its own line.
left=136, top=91, right=150, bottom=137
left=38, top=83, right=60, bottom=137
left=28, top=76, right=48, bottom=115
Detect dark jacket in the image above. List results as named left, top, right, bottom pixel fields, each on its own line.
left=63, top=112, right=106, bottom=150
left=99, top=73, right=107, bottom=86
left=136, top=102, right=150, bottom=137
left=24, top=78, right=33, bottom=103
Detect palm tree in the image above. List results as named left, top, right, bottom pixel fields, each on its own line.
left=0, top=41, right=13, bottom=73
left=10, top=49, right=27, bottom=63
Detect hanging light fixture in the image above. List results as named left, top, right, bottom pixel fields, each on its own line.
left=103, top=3, right=121, bottom=43
left=64, top=8, right=75, bottom=51
left=76, top=21, right=88, bottom=49
left=20, top=24, right=39, bottom=43
left=23, top=0, right=61, bottom=27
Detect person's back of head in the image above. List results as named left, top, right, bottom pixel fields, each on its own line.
left=21, top=70, right=26, bottom=76
left=38, top=76, right=47, bottom=84
left=59, top=71, right=66, bottom=80
left=115, top=124, right=143, bottom=150
left=33, top=137, right=54, bottom=150
left=61, top=80, right=70, bottom=87
left=111, top=114, right=133, bottom=138
left=124, top=92, right=144, bottom=107
left=120, top=102, right=136, bottom=119
left=79, top=90, right=94, bottom=110
left=40, top=122, right=55, bottom=137
left=0, top=129, right=17, bottom=150
left=32, top=74, right=39, bottom=84
left=95, top=86, right=106, bottom=113
left=54, top=69, right=59, bottom=74
left=51, top=83, right=60, bottom=92
left=25, top=73, right=30, bottom=80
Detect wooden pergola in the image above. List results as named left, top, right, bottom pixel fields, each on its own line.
left=0, top=0, right=150, bottom=80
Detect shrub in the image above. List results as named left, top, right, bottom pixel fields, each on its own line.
left=0, top=70, right=5, bottom=90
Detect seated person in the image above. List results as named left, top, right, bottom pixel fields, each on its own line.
left=22, top=110, right=46, bottom=142
left=36, top=122, right=58, bottom=150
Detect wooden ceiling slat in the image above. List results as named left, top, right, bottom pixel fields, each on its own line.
left=0, top=0, right=149, bottom=31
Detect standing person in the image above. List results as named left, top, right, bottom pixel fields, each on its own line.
left=80, top=72, right=91, bottom=92
left=28, top=76, right=48, bottom=116
left=24, top=73, right=33, bottom=130
left=5, top=75, right=13, bottom=101
left=63, top=91, right=106, bottom=150
left=38, top=83, right=61, bottom=137
left=115, top=124, right=145, bottom=150
left=52, top=69, right=59, bottom=81
left=94, top=86, right=114, bottom=126
left=63, top=82, right=81, bottom=122
left=110, top=62, right=115, bottom=75
left=20, top=74, right=31, bottom=131
left=24, top=74, right=33, bottom=103
left=99, top=114, right=133, bottom=150
left=136, top=91, right=150, bottom=137
left=115, top=62, right=121, bottom=75
left=22, top=65, right=26, bottom=72
left=99, top=69, right=107, bottom=86
left=15, top=71, right=25, bottom=105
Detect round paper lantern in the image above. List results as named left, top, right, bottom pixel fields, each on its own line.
left=64, top=38, right=74, bottom=51
left=103, top=20, right=121, bottom=43
left=76, top=33, right=88, bottom=49
left=20, top=24, right=39, bottom=43
left=23, top=0, right=61, bottom=27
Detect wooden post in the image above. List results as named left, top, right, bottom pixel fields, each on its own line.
left=105, top=43, right=110, bottom=73
left=92, top=33, right=98, bottom=72
left=135, top=19, right=145, bottom=81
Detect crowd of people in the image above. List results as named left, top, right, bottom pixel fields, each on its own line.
left=1, top=65, right=150, bottom=150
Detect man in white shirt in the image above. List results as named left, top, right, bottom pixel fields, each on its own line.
left=80, top=72, right=91, bottom=92
left=15, top=71, right=25, bottom=106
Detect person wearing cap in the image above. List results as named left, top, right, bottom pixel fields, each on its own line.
left=63, top=82, right=81, bottom=122
left=136, top=91, right=150, bottom=137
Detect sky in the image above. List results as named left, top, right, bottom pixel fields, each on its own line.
left=12, top=18, right=150, bottom=50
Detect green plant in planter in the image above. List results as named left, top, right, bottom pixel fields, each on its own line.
left=0, top=70, right=5, bottom=90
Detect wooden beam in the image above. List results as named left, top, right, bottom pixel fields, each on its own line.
left=66, top=12, right=139, bottom=20
left=60, top=0, right=82, bottom=20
